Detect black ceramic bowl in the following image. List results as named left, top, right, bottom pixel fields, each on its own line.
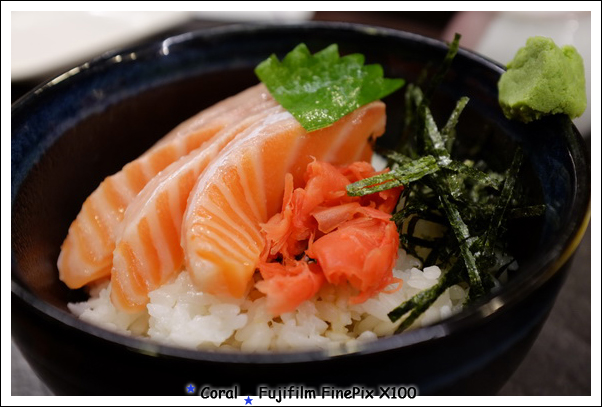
left=12, top=23, right=590, bottom=396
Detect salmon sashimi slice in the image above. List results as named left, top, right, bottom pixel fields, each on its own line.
left=58, top=84, right=274, bottom=289
left=182, top=101, right=387, bottom=299
left=109, top=106, right=281, bottom=312
left=256, top=159, right=402, bottom=315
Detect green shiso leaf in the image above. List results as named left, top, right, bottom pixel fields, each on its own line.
left=255, top=43, right=405, bottom=132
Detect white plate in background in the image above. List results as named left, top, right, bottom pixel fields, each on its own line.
left=11, top=11, right=193, bottom=81
left=193, top=10, right=314, bottom=22
left=11, top=11, right=316, bottom=82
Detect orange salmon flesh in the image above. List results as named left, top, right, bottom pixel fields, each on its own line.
left=58, top=85, right=403, bottom=315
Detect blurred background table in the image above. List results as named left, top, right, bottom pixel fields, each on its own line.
left=11, top=11, right=592, bottom=396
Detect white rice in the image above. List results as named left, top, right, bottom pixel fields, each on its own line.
left=68, top=249, right=468, bottom=352
left=68, top=153, right=469, bottom=352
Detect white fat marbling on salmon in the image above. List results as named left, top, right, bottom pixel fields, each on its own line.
left=182, top=101, right=386, bottom=299
left=59, top=84, right=274, bottom=289
left=110, top=105, right=281, bottom=311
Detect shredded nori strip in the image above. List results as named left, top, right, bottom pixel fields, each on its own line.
left=507, top=204, right=546, bottom=219
left=349, top=33, right=546, bottom=332
left=442, top=96, right=469, bottom=152
left=382, top=149, right=414, bottom=165
left=438, top=191, right=484, bottom=297
left=346, top=155, right=439, bottom=196
left=422, top=33, right=461, bottom=106
left=481, top=148, right=524, bottom=259
left=442, top=160, right=501, bottom=190
left=388, top=261, right=464, bottom=331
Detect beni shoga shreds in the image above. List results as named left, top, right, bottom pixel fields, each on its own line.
left=62, top=38, right=542, bottom=350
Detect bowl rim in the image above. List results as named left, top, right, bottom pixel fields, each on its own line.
left=11, top=21, right=591, bottom=364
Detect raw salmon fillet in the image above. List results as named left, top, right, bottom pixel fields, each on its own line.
left=109, top=106, right=280, bottom=311
left=182, top=101, right=387, bottom=299
left=58, top=84, right=274, bottom=289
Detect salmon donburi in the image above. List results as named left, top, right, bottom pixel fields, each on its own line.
left=63, top=40, right=542, bottom=351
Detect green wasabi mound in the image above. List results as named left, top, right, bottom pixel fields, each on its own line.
left=498, top=36, right=586, bottom=123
